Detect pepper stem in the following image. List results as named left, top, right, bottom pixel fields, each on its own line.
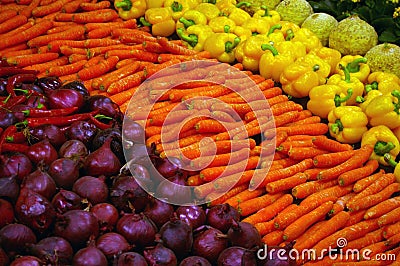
left=374, top=141, right=395, bottom=156
left=225, top=37, right=241, bottom=53
left=384, top=153, right=398, bottom=167
left=334, top=88, right=353, bottom=107
left=330, top=119, right=344, bottom=134
left=260, top=5, right=271, bottom=17
left=224, top=25, right=230, bottom=33
left=236, top=2, right=251, bottom=8
left=139, top=17, right=152, bottom=27
left=339, top=64, right=351, bottom=83
left=285, top=29, right=294, bottom=41
left=114, top=0, right=132, bottom=11
left=346, top=57, right=367, bottom=73
left=267, top=24, right=282, bottom=36
left=365, top=81, right=378, bottom=93
left=22, top=110, right=30, bottom=116
left=15, top=120, right=28, bottom=129
left=13, top=88, right=29, bottom=95
left=179, top=17, right=195, bottom=28
left=177, top=28, right=198, bottom=47
left=171, top=1, right=183, bottom=12
left=261, top=43, right=278, bottom=56
left=391, top=89, right=400, bottom=114
left=356, top=96, right=365, bottom=103
left=2, top=94, right=11, bottom=104
left=94, top=114, right=113, bottom=120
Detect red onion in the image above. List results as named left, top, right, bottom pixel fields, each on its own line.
left=72, top=175, right=109, bottom=205
left=83, top=137, right=121, bottom=176
left=29, top=236, right=73, bottom=265
left=51, top=189, right=84, bottom=214
left=155, top=173, right=191, bottom=204
left=217, top=247, right=257, bottom=266
left=21, top=168, right=56, bottom=200
left=159, top=218, right=193, bottom=259
left=91, top=203, right=119, bottom=232
left=48, top=158, right=80, bottom=190
left=0, top=247, right=9, bottom=266
left=143, top=243, right=177, bottom=266
left=192, top=226, right=228, bottom=263
left=179, top=256, right=211, bottom=266
left=9, top=256, right=42, bottom=266
left=59, top=139, right=88, bottom=159
left=65, top=121, right=98, bottom=145
left=116, top=213, right=157, bottom=248
left=122, top=120, right=145, bottom=144
left=96, top=232, right=131, bottom=259
left=0, top=153, right=32, bottom=182
left=176, top=205, right=206, bottom=230
left=0, top=199, right=14, bottom=229
left=206, top=203, right=240, bottom=233
left=110, top=175, right=148, bottom=213
left=92, top=128, right=124, bottom=164
left=47, top=88, right=84, bottom=110
left=87, top=95, right=121, bottom=119
left=0, top=176, right=19, bottom=202
left=227, top=221, right=262, bottom=249
left=143, top=198, right=174, bottom=228
left=0, top=223, right=37, bottom=254
left=113, top=252, right=148, bottom=266
left=156, top=157, right=184, bottom=178
left=27, top=139, right=58, bottom=166
left=15, top=188, right=55, bottom=234
left=54, top=210, right=99, bottom=248
left=28, top=124, right=66, bottom=148
left=72, top=246, right=108, bottom=266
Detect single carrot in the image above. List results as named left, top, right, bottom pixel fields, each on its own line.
left=47, top=40, right=86, bottom=53
left=345, top=210, right=368, bottom=227
left=271, top=158, right=299, bottom=169
left=360, top=241, right=391, bottom=260
left=283, top=201, right=334, bottom=241
left=266, top=172, right=308, bottom=194
left=365, top=196, right=400, bottom=220
left=242, top=194, right=293, bottom=225
left=0, top=14, right=27, bottom=35
left=27, top=25, right=86, bottom=48
left=273, top=110, right=302, bottom=128
left=223, top=188, right=264, bottom=209
left=97, top=61, right=141, bottom=91
left=255, top=220, right=276, bottom=236
left=210, top=110, right=238, bottom=123
left=300, top=185, right=353, bottom=210
left=68, top=53, right=88, bottom=63
left=378, top=206, right=400, bottom=227
left=384, top=232, right=400, bottom=250
left=277, top=139, right=314, bottom=154
left=107, top=70, right=145, bottom=95
left=23, top=56, right=68, bottom=73
left=7, top=53, right=59, bottom=68
left=80, top=0, right=110, bottom=11
left=71, top=9, right=119, bottom=23
left=85, top=19, right=136, bottom=31
left=344, top=228, right=384, bottom=252
left=347, top=183, right=400, bottom=212
left=317, top=144, right=374, bottom=181
left=328, top=192, right=356, bottom=217
left=302, top=168, right=327, bottom=181
left=383, top=221, right=400, bottom=239
left=0, top=10, right=17, bottom=24
left=116, top=28, right=157, bottom=43
left=77, top=55, right=119, bottom=81
left=2, top=49, right=35, bottom=58
left=59, top=73, right=78, bottom=83
left=105, top=49, right=159, bottom=62
left=338, top=159, right=379, bottom=186
left=46, top=59, right=87, bottom=76
left=211, top=170, right=257, bottom=193
left=205, top=184, right=248, bottom=206
left=190, top=148, right=251, bottom=170
left=157, top=36, right=197, bottom=55
left=313, top=149, right=356, bottom=168
left=275, top=123, right=329, bottom=137
left=285, top=116, right=321, bottom=127
left=157, top=134, right=210, bottom=154
left=353, top=170, right=386, bottom=193
left=251, top=159, right=314, bottom=190
left=237, top=192, right=284, bottom=217
left=62, top=0, right=90, bottom=13
left=32, top=0, right=73, bottom=17
left=287, top=147, right=328, bottom=161
left=195, top=119, right=244, bottom=134
left=312, top=135, right=353, bottom=152
left=261, top=230, right=284, bottom=246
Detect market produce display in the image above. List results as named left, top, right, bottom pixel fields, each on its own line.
left=1, top=0, right=400, bottom=265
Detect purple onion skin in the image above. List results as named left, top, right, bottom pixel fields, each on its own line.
left=113, top=252, right=148, bottom=266
left=143, top=243, right=177, bottom=266
left=192, top=226, right=228, bottom=263
left=176, top=205, right=206, bottom=230
left=116, top=213, right=158, bottom=248
left=9, top=256, right=42, bottom=266
left=206, top=203, right=240, bottom=233
left=143, top=198, right=174, bottom=229
left=217, top=247, right=257, bottom=266
left=0, top=247, right=9, bottom=266
left=179, top=256, right=211, bottom=266
left=72, top=246, right=108, bottom=266
left=159, top=219, right=193, bottom=259
left=96, top=232, right=131, bottom=259
left=227, top=221, right=262, bottom=249
left=0, top=223, right=37, bottom=255
left=29, top=236, right=73, bottom=265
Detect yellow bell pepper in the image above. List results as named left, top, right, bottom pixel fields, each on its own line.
left=309, top=47, right=342, bottom=76
left=274, top=40, right=306, bottom=61
left=307, top=85, right=353, bottom=119
left=195, top=3, right=220, bottom=21
left=221, top=3, right=251, bottom=26
left=231, top=25, right=252, bottom=41
left=335, top=55, right=370, bottom=84
left=356, top=89, right=383, bottom=112
left=367, top=71, right=400, bottom=95
left=208, top=16, right=236, bottom=33
left=142, top=7, right=175, bottom=37
left=291, top=27, right=322, bottom=53
left=326, top=64, right=364, bottom=106
left=266, top=24, right=285, bottom=44
left=234, top=34, right=270, bottom=72
left=242, top=17, right=271, bottom=35
left=214, top=0, right=236, bottom=10
left=253, top=5, right=280, bottom=27
left=164, top=0, right=195, bottom=21
left=176, top=10, right=208, bottom=30
left=259, top=43, right=295, bottom=82
left=328, top=106, right=368, bottom=144
left=114, top=0, right=146, bottom=20
left=203, top=33, right=240, bottom=63
left=364, top=90, right=400, bottom=129
left=177, top=25, right=213, bottom=52
left=280, top=22, right=300, bottom=40
left=280, top=54, right=331, bottom=98
left=361, top=125, right=400, bottom=166
left=146, top=0, right=165, bottom=8
left=383, top=154, right=400, bottom=182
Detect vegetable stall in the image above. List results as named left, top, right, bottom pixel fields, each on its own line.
left=1, top=0, right=400, bottom=265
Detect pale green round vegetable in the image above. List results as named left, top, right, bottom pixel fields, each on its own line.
left=365, top=43, right=400, bottom=78
left=275, top=0, right=313, bottom=26
left=301, top=13, right=338, bottom=46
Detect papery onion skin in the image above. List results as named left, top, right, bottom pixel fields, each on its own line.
left=51, top=190, right=83, bottom=214
left=59, top=140, right=88, bottom=159
left=206, top=203, right=240, bottom=233
left=179, top=256, right=211, bottom=266
left=72, top=175, right=109, bottom=205
left=9, top=256, right=42, bottom=266
left=176, top=205, right=206, bottom=230
left=0, top=223, right=37, bottom=254
left=72, top=246, right=108, bottom=266
left=91, top=203, right=119, bottom=232
left=217, top=246, right=257, bottom=266
left=159, top=219, right=193, bottom=259
left=116, top=213, right=157, bottom=248
left=143, top=243, right=177, bottom=266
left=192, top=226, right=228, bottom=263
left=29, top=236, right=73, bottom=265
left=96, top=232, right=131, bottom=259
left=113, top=252, right=148, bottom=266
left=143, top=198, right=174, bottom=229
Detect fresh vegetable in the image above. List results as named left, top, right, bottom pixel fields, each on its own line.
left=177, top=25, right=213, bottom=52
left=143, top=7, right=175, bottom=37
left=203, top=33, right=240, bottom=63
left=114, top=0, right=146, bottom=20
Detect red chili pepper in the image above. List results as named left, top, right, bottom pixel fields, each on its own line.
left=0, top=125, right=17, bottom=154
left=0, top=59, right=10, bottom=67
left=17, top=110, right=99, bottom=128
left=5, top=131, right=27, bottom=144
left=3, top=95, right=27, bottom=109
left=6, top=74, right=37, bottom=97
left=1, top=143, right=30, bottom=155
left=89, top=114, right=113, bottom=130
left=22, top=107, right=79, bottom=118
left=0, top=67, right=38, bottom=77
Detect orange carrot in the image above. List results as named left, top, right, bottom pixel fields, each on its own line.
left=195, top=119, right=244, bottom=134
left=353, top=170, right=385, bottom=193
left=156, top=36, right=197, bottom=55
left=317, top=145, right=374, bottom=181
left=348, top=183, right=400, bottom=212
left=223, top=188, right=264, bottom=209
left=0, top=14, right=27, bottom=35
left=261, top=230, right=284, bottom=246
left=47, top=40, right=86, bottom=53
left=302, top=168, right=329, bottom=181
left=97, top=61, right=141, bottom=91
left=300, top=185, right=353, bottom=210
left=338, top=159, right=379, bottom=186
left=80, top=0, right=110, bottom=11
left=383, top=221, right=400, bottom=239
left=46, top=59, right=87, bottom=76
left=283, top=201, right=334, bottom=241
left=62, top=0, right=90, bottom=13
left=116, top=28, right=156, bottom=43
left=0, top=10, right=17, bottom=24
left=345, top=210, right=368, bottom=227
left=285, top=115, right=321, bottom=126
left=255, top=220, right=276, bottom=236
left=32, top=0, right=73, bottom=17
left=237, top=192, right=284, bottom=217
left=288, top=147, right=328, bottom=160
left=105, top=49, right=159, bottom=62
left=344, top=228, right=384, bottom=251
left=7, top=53, right=59, bottom=68
left=205, top=185, right=248, bottom=206
left=211, top=169, right=258, bottom=192
left=277, top=139, right=314, bottom=154
left=23, top=56, right=69, bottom=73
left=107, top=70, right=145, bottom=95
left=27, top=25, right=86, bottom=48
left=77, top=55, right=119, bottom=81
left=266, top=172, right=308, bottom=194
left=275, top=123, right=329, bottom=137
left=190, top=148, right=251, bottom=170
left=313, top=149, right=356, bottom=168
left=68, top=53, right=88, bottom=63
left=2, top=49, right=35, bottom=58
left=72, top=9, right=119, bottom=23
left=365, top=196, right=400, bottom=220
left=242, top=194, right=293, bottom=225
left=312, top=135, right=353, bottom=152
left=378, top=206, right=400, bottom=227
